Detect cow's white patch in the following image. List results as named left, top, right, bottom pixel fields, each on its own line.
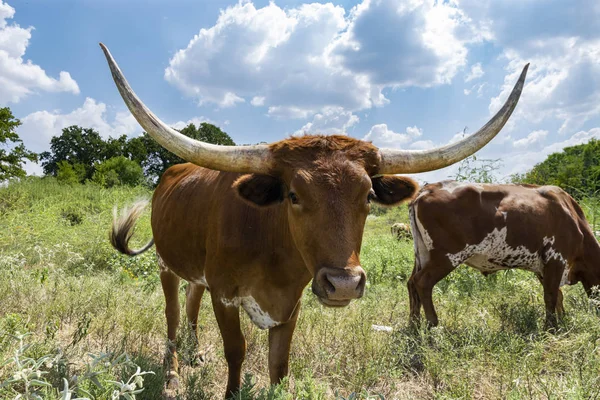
left=496, top=208, right=508, bottom=221
left=221, top=296, right=280, bottom=329
left=446, top=227, right=538, bottom=271
left=446, top=228, right=570, bottom=279
left=411, top=203, right=434, bottom=251
left=440, top=181, right=484, bottom=195
left=409, top=202, right=432, bottom=271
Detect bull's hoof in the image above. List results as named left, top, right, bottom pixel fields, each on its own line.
left=163, top=370, right=180, bottom=400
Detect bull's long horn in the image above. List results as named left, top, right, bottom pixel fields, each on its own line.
left=99, top=43, right=272, bottom=174
left=378, top=64, right=529, bottom=174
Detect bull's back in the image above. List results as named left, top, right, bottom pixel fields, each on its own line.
left=150, top=164, right=292, bottom=281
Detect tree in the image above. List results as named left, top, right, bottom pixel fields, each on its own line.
left=40, top=126, right=107, bottom=180
left=56, top=161, right=86, bottom=185
left=92, top=156, right=144, bottom=187
left=0, top=107, right=37, bottom=181
left=140, top=122, right=236, bottom=183
left=512, top=139, right=600, bottom=197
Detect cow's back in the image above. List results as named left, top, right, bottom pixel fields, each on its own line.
left=410, top=181, right=585, bottom=274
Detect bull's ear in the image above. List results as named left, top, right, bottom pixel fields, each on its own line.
left=233, top=174, right=285, bottom=207
left=371, top=176, right=418, bottom=206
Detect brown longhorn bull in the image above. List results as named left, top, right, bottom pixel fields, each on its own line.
left=100, top=42, right=527, bottom=397
left=409, top=181, right=600, bottom=329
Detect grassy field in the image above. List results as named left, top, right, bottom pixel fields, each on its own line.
left=1, top=178, right=600, bottom=399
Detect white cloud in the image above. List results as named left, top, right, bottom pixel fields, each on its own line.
left=250, top=96, right=265, bottom=106
left=465, top=63, right=484, bottom=82
left=0, top=1, right=79, bottom=103
left=460, top=0, right=600, bottom=136
left=512, top=129, right=548, bottom=148
left=18, top=98, right=140, bottom=152
left=409, top=140, right=435, bottom=150
left=171, top=116, right=215, bottom=130
left=363, top=124, right=423, bottom=148
left=294, top=107, right=359, bottom=135
left=503, top=128, right=600, bottom=177
left=165, top=0, right=484, bottom=118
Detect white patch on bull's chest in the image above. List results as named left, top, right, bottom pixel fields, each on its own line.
left=446, top=228, right=569, bottom=277
left=221, top=296, right=280, bottom=329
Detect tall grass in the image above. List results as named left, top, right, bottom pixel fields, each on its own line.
left=1, top=178, right=600, bottom=399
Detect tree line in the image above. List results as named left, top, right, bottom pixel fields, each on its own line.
left=0, top=106, right=235, bottom=187
left=2, top=105, right=600, bottom=196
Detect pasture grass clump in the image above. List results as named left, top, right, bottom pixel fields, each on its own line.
left=1, top=178, right=600, bottom=398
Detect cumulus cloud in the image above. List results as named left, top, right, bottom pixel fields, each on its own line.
left=462, top=0, right=600, bottom=135
left=513, top=129, right=548, bottom=148
left=165, top=0, right=484, bottom=118
left=465, top=63, right=484, bottom=82
left=0, top=1, right=79, bottom=103
left=503, top=127, right=600, bottom=177
left=18, top=98, right=140, bottom=152
left=363, top=124, right=423, bottom=148
left=295, top=107, right=359, bottom=136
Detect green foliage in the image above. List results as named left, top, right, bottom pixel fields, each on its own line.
left=0, top=332, right=155, bottom=400
left=39, top=122, right=235, bottom=185
left=56, top=161, right=86, bottom=185
left=0, top=107, right=37, bottom=181
left=138, top=122, right=236, bottom=183
left=454, top=155, right=501, bottom=183
left=40, top=126, right=107, bottom=180
left=513, top=139, right=600, bottom=197
left=92, top=156, right=144, bottom=188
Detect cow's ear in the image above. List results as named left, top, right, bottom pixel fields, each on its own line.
left=371, top=176, right=418, bottom=206
left=234, top=174, right=285, bottom=207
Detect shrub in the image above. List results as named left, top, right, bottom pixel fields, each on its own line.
left=93, top=156, right=144, bottom=188
left=56, top=161, right=86, bottom=185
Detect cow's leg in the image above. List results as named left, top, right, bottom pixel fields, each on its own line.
left=185, top=283, right=206, bottom=365
left=536, top=274, right=564, bottom=317
left=413, top=256, right=454, bottom=327
left=212, top=296, right=246, bottom=398
left=268, top=302, right=300, bottom=384
left=407, top=262, right=422, bottom=325
left=159, top=266, right=181, bottom=392
left=541, top=261, right=564, bottom=330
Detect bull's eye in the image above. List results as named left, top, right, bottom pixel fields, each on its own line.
left=367, top=190, right=376, bottom=204
left=288, top=192, right=299, bottom=205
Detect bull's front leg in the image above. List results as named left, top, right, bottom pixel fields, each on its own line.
left=268, top=302, right=301, bottom=384
left=212, top=296, right=246, bottom=398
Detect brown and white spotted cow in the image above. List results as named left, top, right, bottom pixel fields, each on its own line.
left=408, top=181, right=600, bottom=328
left=100, top=41, right=528, bottom=398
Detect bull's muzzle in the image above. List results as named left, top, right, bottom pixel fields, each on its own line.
left=312, top=266, right=367, bottom=307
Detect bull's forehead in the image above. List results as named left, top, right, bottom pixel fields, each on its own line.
left=292, top=159, right=372, bottom=190
left=270, top=135, right=380, bottom=176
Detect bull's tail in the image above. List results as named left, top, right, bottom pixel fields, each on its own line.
left=111, top=200, right=154, bottom=256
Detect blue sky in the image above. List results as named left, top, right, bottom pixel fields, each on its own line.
left=3, top=0, right=600, bottom=182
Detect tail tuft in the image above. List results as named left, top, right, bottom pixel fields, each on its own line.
left=111, top=200, right=154, bottom=256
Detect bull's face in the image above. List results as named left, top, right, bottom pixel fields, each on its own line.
left=234, top=149, right=417, bottom=307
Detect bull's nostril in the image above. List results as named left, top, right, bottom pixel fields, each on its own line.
left=357, top=273, right=366, bottom=293
left=323, top=274, right=336, bottom=294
